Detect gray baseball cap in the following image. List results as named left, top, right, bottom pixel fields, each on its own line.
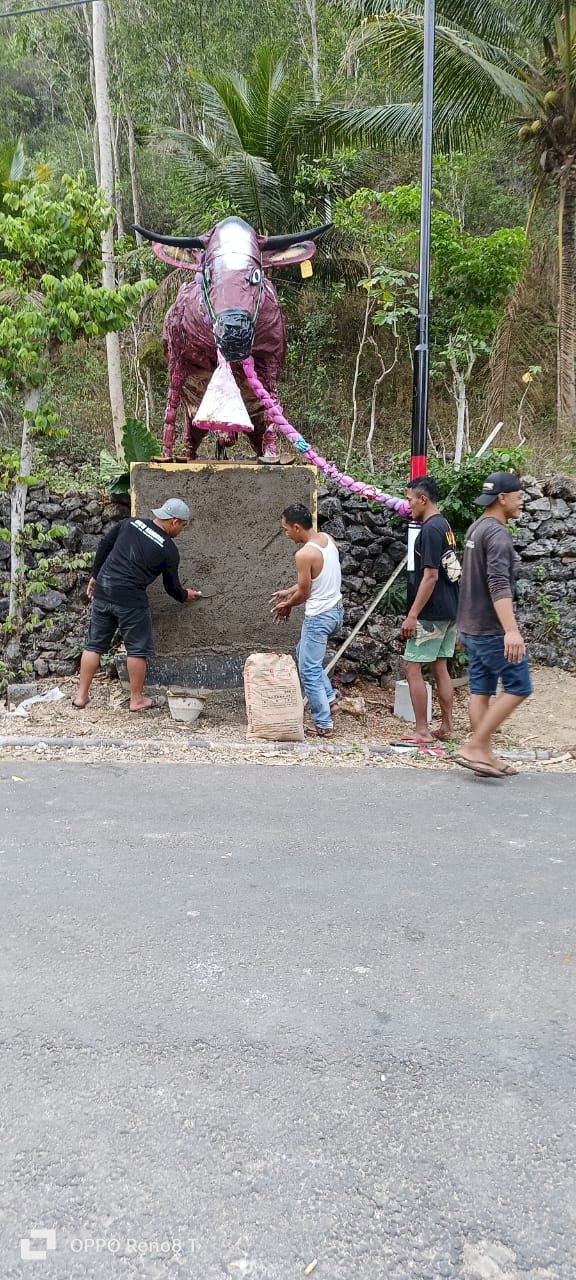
left=152, top=498, right=190, bottom=521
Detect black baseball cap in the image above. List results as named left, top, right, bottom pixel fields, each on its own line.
left=474, top=471, right=524, bottom=507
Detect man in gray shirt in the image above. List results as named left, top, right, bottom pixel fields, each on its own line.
left=455, top=471, right=532, bottom=778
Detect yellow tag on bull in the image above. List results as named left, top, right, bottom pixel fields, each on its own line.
left=300, top=259, right=313, bottom=279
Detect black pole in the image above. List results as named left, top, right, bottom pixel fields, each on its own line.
left=409, top=0, right=435, bottom=483
left=407, top=0, right=436, bottom=600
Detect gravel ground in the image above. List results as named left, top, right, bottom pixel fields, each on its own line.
left=1, top=667, right=575, bottom=770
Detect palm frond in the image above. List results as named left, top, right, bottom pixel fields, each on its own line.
left=342, top=0, right=562, bottom=46
left=347, top=12, right=538, bottom=120
left=485, top=242, right=555, bottom=431
left=138, top=269, right=188, bottom=331
left=217, top=152, right=284, bottom=231
left=198, top=72, right=250, bottom=147
left=149, top=128, right=222, bottom=171
left=293, top=98, right=489, bottom=153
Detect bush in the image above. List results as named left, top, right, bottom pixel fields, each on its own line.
left=376, top=447, right=529, bottom=543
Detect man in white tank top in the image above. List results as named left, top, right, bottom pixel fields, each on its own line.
left=271, top=503, right=343, bottom=736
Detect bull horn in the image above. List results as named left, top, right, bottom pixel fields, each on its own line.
left=133, top=224, right=206, bottom=249
left=262, top=223, right=332, bottom=250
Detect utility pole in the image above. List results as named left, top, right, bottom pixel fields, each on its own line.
left=408, top=0, right=436, bottom=580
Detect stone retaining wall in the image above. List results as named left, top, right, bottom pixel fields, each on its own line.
left=1, top=473, right=575, bottom=680
left=0, top=486, right=129, bottom=677
left=318, top=472, right=576, bottom=681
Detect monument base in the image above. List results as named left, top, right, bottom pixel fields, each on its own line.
left=130, top=460, right=317, bottom=689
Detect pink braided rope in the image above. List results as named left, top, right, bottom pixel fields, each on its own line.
left=242, top=357, right=410, bottom=518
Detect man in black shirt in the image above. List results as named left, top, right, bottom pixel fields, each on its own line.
left=400, top=476, right=460, bottom=743
left=73, top=498, right=201, bottom=712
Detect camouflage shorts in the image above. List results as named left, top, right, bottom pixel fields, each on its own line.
left=403, top=619, right=457, bottom=664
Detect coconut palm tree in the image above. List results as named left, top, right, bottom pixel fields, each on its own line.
left=150, top=43, right=398, bottom=235
left=343, top=0, right=576, bottom=435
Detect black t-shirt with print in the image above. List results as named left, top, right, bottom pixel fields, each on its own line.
left=92, top=518, right=187, bottom=608
left=407, top=514, right=459, bottom=621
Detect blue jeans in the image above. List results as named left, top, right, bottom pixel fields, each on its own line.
left=296, top=604, right=343, bottom=729
left=459, top=632, right=533, bottom=698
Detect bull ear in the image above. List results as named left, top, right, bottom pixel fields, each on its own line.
left=134, top=224, right=207, bottom=249
left=150, top=243, right=202, bottom=271
left=262, top=241, right=318, bottom=269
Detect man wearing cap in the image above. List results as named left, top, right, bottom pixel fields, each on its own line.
left=73, top=499, right=201, bottom=713
left=455, top=472, right=532, bottom=778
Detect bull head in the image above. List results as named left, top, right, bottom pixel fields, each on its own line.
left=134, top=216, right=330, bottom=363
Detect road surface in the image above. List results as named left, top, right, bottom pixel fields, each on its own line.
left=0, top=763, right=574, bottom=1278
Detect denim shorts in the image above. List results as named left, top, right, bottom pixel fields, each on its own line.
left=459, top=632, right=533, bottom=698
left=85, top=599, right=155, bottom=659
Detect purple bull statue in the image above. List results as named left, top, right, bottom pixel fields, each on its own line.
left=134, top=216, right=329, bottom=461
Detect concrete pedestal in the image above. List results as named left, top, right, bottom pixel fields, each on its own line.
left=130, top=461, right=316, bottom=688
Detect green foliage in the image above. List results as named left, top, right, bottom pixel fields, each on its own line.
left=336, top=184, right=527, bottom=373
left=100, top=418, right=160, bottom=493
left=381, top=446, right=529, bottom=543
left=150, top=43, right=390, bottom=233
left=536, top=591, right=560, bottom=635
left=0, top=172, right=154, bottom=404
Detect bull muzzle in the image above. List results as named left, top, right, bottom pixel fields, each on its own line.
left=213, top=308, right=255, bottom=362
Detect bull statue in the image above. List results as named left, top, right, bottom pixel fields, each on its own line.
left=134, top=216, right=330, bottom=462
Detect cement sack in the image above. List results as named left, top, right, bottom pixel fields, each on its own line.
left=244, top=652, right=305, bottom=742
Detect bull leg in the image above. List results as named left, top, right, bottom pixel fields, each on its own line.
left=183, top=403, right=202, bottom=461
left=259, top=420, right=281, bottom=464
left=163, top=365, right=186, bottom=460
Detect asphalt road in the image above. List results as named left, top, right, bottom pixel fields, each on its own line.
left=0, top=763, right=574, bottom=1280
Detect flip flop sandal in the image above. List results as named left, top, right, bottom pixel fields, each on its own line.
left=129, top=696, right=165, bottom=714
left=390, top=737, right=444, bottom=757
left=71, top=700, right=89, bottom=710
left=453, top=756, right=506, bottom=779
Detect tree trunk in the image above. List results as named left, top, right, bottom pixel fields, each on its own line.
left=5, top=387, right=40, bottom=664
left=111, top=115, right=125, bottom=241
left=304, top=0, right=320, bottom=102
left=451, top=359, right=467, bottom=468
left=125, top=108, right=143, bottom=241
left=556, top=158, right=576, bottom=436
left=93, top=0, right=126, bottom=457
left=124, top=109, right=154, bottom=418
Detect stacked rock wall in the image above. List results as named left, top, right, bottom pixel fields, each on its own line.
left=1, top=474, right=575, bottom=680
left=0, top=485, right=129, bottom=677
left=318, top=474, right=576, bottom=680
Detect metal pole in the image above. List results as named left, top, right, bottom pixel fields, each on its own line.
left=410, top=0, right=436, bottom=481
left=407, top=0, right=436, bottom=582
